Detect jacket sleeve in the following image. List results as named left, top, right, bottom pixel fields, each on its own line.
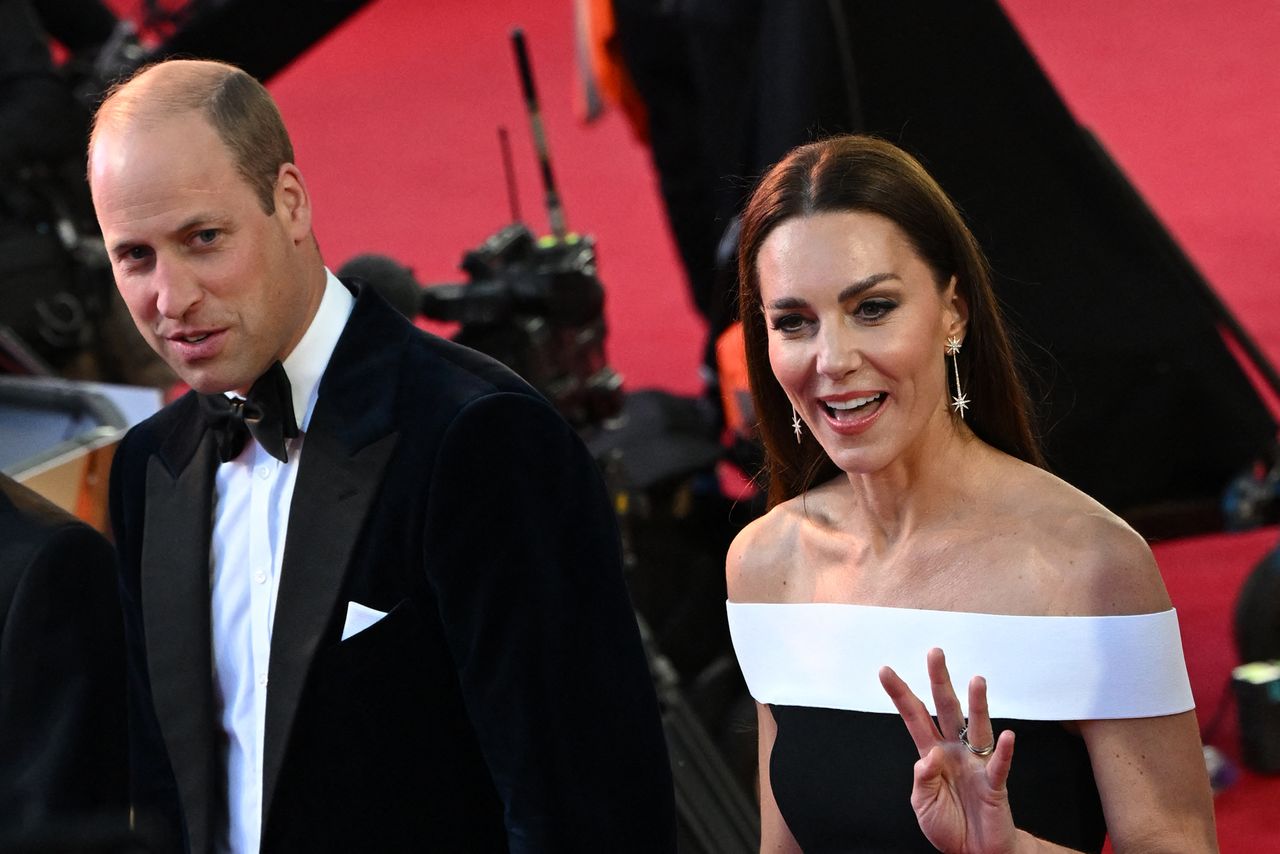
left=0, top=521, right=128, bottom=830
left=422, top=391, right=676, bottom=853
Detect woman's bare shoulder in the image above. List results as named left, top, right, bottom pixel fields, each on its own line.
left=726, top=495, right=810, bottom=603
left=1057, top=504, right=1171, bottom=616
left=999, top=461, right=1171, bottom=615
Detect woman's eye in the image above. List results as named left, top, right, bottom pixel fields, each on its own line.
left=855, top=299, right=896, bottom=321
left=769, top=314, right=809, bottom=334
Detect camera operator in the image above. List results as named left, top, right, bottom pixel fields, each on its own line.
left=1, top=0, right=170, bottom=385
left=0, top=0, right=90, bottom=195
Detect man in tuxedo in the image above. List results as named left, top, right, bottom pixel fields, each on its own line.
left=0, top=473, right=127, bottom=835
left=89, top=59, right=675, bottom=853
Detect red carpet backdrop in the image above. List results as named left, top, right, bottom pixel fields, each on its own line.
left=110, top=0, right=1280, bottom=848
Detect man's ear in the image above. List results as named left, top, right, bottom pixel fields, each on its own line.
left=944, top=275, right=969, bottom=340
left=274, top=163, right=312, bottom=243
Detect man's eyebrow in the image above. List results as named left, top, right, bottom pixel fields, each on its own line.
left=173, top=213, right=230, bottom=234
left=765, top=272, right=900, bottom=310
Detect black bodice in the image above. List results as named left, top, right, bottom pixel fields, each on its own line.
left=769, top=705, right=1106, bottom=853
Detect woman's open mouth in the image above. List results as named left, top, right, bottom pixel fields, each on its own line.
left=822, top=392, right=886, bottom=422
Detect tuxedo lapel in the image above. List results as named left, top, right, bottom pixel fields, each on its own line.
left=141, top=420, right=220, bottom=854
left=260, top=288, right=402, bottom=825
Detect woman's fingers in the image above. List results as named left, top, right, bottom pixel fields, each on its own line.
left=882, top=651, right=1009, bottom=769
left=911, top=746, right=948, bottom=809
left=985, top=729, right=1016, bottom=790
left=963, top=674, right=997, bottom=755
left=927, top=648, right=966, bottom=741
left=879, top=665, right=943, bottom=756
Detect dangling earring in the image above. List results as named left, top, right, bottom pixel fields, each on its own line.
left=946, top=336, right=970, bottom=418
left=792, top=407, right=804, bottom=444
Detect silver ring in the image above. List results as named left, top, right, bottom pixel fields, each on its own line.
left=957, top=725, right=995, bottom=757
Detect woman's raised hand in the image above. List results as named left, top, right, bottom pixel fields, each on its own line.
left=879, top=648, right=1022, bottom=854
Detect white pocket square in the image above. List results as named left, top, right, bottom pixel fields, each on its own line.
left=341, top=601, right=388, bottom=641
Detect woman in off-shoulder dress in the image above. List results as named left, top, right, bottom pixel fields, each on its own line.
left=726, top=134, right=1217, bottom=853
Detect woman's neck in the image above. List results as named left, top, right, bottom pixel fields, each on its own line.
left=837, top=413, right=985, bottom=554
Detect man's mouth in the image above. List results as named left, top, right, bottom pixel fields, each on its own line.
left=822, top=392, right=886, bottom=421
left=163, top=329, right=226, bottom=363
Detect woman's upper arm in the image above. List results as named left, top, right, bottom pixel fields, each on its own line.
left=1065, top=514, right=1215, bottom=848
left=1080, top=711, right=1218, bottom=852
left=756, top=702, right=803, bottom=854
left=731, top=509, right=803, bottom=852
left=734, top=531, right=802, bottom=852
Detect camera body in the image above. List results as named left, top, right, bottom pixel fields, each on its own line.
left=421, top=223, right=623, bottom=429
left=0, top=162, right=114, bottom=373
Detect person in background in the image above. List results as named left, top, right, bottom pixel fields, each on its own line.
left=0, top=473, right=127, bottom=837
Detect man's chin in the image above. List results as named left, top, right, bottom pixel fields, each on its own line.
left=170, top=365, right=247, bottom=397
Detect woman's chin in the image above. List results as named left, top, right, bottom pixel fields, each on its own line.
left=822, top=443, right=892, bottom=478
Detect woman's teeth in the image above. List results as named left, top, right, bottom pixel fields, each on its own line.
left=183, top=334, right=209, bottom=343
left=824, top=393, right=884, bottom=419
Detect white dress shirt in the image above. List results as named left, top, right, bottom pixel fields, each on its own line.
left=210, top=271, right=354, bottom=854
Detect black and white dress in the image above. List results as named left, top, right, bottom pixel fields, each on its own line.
left=728, top=602, right=1195, bottom=853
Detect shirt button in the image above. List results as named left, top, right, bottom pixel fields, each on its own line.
left=258, top=672, right=269, bottom=686
left=254, top=571, right=268, bottom=585
left=256, top=465, right=270, bottom=480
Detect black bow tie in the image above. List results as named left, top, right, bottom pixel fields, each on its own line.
left=199, top=361, right=300, bottom=463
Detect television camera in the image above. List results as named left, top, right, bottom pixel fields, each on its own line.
left=345, top=223, right=622, bottom=431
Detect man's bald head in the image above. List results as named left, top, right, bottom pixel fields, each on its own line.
left=91, top=59, right=294, bottom=214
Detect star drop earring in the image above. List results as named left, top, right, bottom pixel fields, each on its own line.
left=946, top=336, right=970, bottom=418
left=792, top=407, right=804, bottom=444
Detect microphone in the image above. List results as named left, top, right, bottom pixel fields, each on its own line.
left=336, top=253, right=424, bottom=320
left=336, top=248, right=541, bottom=328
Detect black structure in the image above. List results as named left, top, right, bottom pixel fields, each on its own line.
left=616, top=0, right=1277, bottom=537
left=148, top=0, right=376, bottom=83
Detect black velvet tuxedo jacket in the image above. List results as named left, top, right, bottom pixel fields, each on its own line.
left=0, top=474, right=127, bottom=834
left=109, top=285, right=676, bottom=853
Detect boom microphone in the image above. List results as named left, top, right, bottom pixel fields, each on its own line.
left=337, top=253, right=424, bottom=320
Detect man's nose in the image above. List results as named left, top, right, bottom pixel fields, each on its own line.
left=816, top=323, right=862, bottom=379
left=152, top=258, right=202, bottom=320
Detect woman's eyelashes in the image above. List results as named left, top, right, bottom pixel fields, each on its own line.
left=854, top=298, right=897, bottom=322
left=769, top=313, right=810, bottom=334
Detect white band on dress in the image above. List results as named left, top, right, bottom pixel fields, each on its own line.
left=727, top=601, right=1194, bottom=720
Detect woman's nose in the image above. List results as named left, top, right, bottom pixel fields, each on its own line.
left=816, top=324, right=861, bottom=379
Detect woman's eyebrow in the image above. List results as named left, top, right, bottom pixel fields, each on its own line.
left=765, top=272, right=900, bottom=310
left=838, top=272, right=899, bottom=303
